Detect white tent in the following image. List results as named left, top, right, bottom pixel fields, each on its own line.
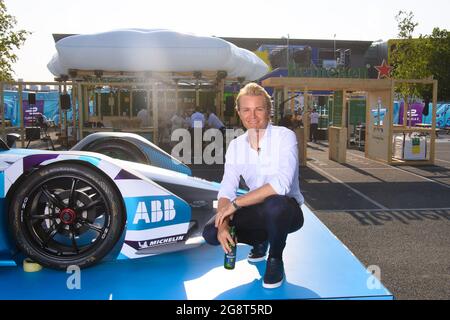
left=48, top=29, right=269, bottom=81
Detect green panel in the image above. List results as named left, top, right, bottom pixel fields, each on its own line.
left=119, top=91, right=130, bottom=116
left=100, top=93, right=111, bottom=116
left=132, top=91, right=148, bottom=117
left=332, top=91, right=343, bottom=127
left=223, top=92, right=236, bottom=117
left=200, top=91, right=216, bottom=112
left=99, top=92, right=123, bottom=116
left=317, top=104, right=329, bottom=129
left=349, top=99, right=366, bottom=125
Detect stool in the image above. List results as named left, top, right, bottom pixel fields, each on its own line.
left=41, top=135, right=55, bottom=150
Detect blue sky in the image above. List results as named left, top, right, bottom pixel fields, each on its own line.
left=4, top=0, right=450, bottom=81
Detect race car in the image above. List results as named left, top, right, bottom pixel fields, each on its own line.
left=0, top=132, right=238, bottom=270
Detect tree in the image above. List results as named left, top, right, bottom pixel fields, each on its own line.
left=390, top=10, right=450, bottom=101
left=390, top=11, right=430, bottom=101
left=0, top=0, right=29, bottom=81
left=391, top=11, right=428, bottom=79
left=427, top=28, right=450, bottom=100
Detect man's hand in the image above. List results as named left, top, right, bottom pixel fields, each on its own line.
left=215, top=201, right=237, bottom=228
left=217, top=220, right=235, bottom=254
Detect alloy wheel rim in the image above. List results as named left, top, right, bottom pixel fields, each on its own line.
left=22, top=175, right=112, bottom=259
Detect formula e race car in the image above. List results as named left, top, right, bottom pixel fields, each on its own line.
left=0, top=132, right=237, bottom=270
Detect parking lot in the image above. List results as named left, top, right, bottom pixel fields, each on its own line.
left=305, top=136, right=450, bottom=300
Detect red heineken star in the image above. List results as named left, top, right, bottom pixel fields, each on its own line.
left=375, top=60, right=393, bottom=79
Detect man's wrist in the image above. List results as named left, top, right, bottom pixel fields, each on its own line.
left=231, top=198, right=242, bottom=210
left=218, top=219, right=229, bottom=230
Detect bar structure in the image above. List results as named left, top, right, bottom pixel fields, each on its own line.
left=0, top=69, right=242, bottom=147
left=262, top=77, right=438, bottom=166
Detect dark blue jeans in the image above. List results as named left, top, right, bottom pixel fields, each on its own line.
left=202, top=195, right=304, bottom=259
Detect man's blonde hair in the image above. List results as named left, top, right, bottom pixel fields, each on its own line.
left=235, top=83, right=272, bottom=111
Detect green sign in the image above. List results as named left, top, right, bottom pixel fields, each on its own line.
left=288, top=62, right=368, bottom=79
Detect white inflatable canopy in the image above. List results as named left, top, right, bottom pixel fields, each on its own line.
left=47, top=29, right=269, bottom=81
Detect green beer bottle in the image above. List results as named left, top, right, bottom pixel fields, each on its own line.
left=224, top=225, right=237, bottom=270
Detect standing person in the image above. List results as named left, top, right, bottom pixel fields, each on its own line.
left=158, top=117, right=172, bottom=152
left=202, top=83, right=304, bottom=289
left=170, top=110, right=185, bottom=133
left=206, top=109, right=226, bottom=133
left=279, top=111, right=292, bottom=129
left=206, top=108, right=227, bottom=161
left=182, top=110, right=191, bottom=129
left=189, top=108, right=206, bottom=162
left=170, top=110, right=186, bottom=149
left=190, top=108, right=206, bottom=129
left=291, top=111, right=302, bottom=129
left=309, top=108, right=319, bottom=143
left=137, top=107, right=149, bottom=127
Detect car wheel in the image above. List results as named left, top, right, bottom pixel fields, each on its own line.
left=83, top=139, right=150, bottom=164
left=9, top=163, right=126, bottom=269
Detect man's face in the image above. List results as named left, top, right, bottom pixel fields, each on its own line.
left=237, top=95, right=270, bottom=130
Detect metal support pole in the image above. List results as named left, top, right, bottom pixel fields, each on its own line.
left=152, top=84, right=158, bottom=143
left=0, top=82, right=4, bottom=138
left=77, top=83, right=83, bottom=140
left=174, top=80, right=179, bottom=113
left=18, top=82, right=24, bottom=147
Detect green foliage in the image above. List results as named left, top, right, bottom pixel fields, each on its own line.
left=0, top=0, right=30, bottom=81
left=390, top=10, right=450, bottom=100
left=391, top=11, right=429, bottom=99
left=427, top=28, right=450, bottom=100
left=396, top=11, right=418, bottom=39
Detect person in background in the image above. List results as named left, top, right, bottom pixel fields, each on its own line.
left=183, top=110, right=191, bottom=129
left=170, top=110, right=185, bottom=133
left=170, top=110, right=187, bottom=149
left=206, top=109, right=226, bottom=133
left=189, top=108, right=206, bottom=161
left=158, top=118, right=172, bottom=152
left=190, top=107, right=206, bottom=129
left=291, top=111, right=302, bottom=129
left=279, top=111, right=292, bottom=129
left=137, top=107, right=149, bottom=127
left=309, top=108, right=319, bottom=143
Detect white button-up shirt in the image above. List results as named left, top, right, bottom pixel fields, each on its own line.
left=310, top=112, right=320, bottom=124
left=190, top=112, right=205, bottom=128
left=218, top=123, right=304, bottom=205
left=207, top=112, right=225, bottom=129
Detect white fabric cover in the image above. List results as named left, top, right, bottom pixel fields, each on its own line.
left=47, top=29, right=269, bottom=80
left=393, top=135, right=427, bottom=160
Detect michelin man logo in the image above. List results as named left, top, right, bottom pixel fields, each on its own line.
left=133, top=199, right=176, bottom=224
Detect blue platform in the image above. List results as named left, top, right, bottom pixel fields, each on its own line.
left=0, top=206, right=393, bottom=300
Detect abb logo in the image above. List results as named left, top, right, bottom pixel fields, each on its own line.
left=132, top=199, right=176, bottom=224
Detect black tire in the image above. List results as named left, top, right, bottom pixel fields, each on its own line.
left=83, top=139, right=150, bottom=164
left=9, top=163, right=125, bottom=269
